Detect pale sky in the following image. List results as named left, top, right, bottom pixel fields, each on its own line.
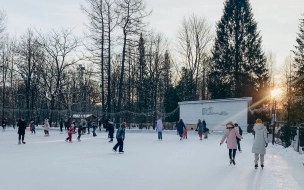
left=1, top=0, right=304, bottom=66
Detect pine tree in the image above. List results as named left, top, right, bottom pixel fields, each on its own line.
left=293, top=14, right=304, bottom=95
left=209, top=0, right=269, bottom=102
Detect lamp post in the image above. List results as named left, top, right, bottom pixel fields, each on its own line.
left=271, top=88, right=281, bottom=145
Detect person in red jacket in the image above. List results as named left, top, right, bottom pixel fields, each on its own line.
left=65, top=124, right=74, bottom=142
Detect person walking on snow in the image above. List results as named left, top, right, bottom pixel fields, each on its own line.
left=44, top=119, right=50, bottom=136
left=30, top=119, right=36, bottom=134
left=17, top=118, right=27, bottom=144
left=197, top=119, right=204, bottom=140
left=156, top=117, right=163, bottom=140
left=108, top=120, right=114, bottom=142
left=252, top=118, right=268, bottom=169
left=65, top=124, right=74, bottom=142
left=2, top=118, right=7, bottom=131
left=177, top=119, right=186, bottom=140
left=234, top=121, right=243, bottom=152
left=112, top=122, right=126, bottom=154
left=77, top=124, right=82, bottom=141
left=92, top=122, right=97, bottom=137
left=220, top=121, right=243, bottom=165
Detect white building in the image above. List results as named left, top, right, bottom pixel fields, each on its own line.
left=178, top=97, right=252, bottom=131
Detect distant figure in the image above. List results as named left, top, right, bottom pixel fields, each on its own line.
left=77, top=125, right=82, bottom=141
left=108, top=120, right=114, bottom=142
left=156, top=117, right=163, bottom=141
left=203, top=119, right=209, bottom=139
left=92, top=122, right=97, bottom=137
left=65, top=124, right=74, bottom=143
left=87, top=119, right=92, bottom=134
left=17, top=118, right=27, bottom=144
left=99, top=118, right=102, bottom=132
left=220, top=121, right=243, bottom=165
left=44, top=119, right=50, bottom=136
left=234, top=121, right=243, bottom=152
left=177, top=119, right=186, bottom=141
left=2, top=118, right=7, bottom=131
left=183, top=128, right=188, bottom=139
left=112, top=122, right=126, bottom=154
left=60, top=118, right=63, bottom=133
left=30, top=119, right=36, bottom=134
left=197, top=119, right=204, bottom=140
left=104, top=118, right=109, bottom=132
left=252, top=119, right=268, bottom=169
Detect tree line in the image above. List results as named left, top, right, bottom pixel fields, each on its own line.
left=0, top=0, right=302, bottom=125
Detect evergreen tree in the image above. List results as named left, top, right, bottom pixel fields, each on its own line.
left=293, top=14, right=304, bottom=95
left=209, top=0, right=269, bottom=103
left=137, top=33, right=147, bottom=112
left=176, top=67, right=197, bottom=101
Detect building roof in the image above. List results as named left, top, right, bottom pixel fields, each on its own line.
left=178, top=97, right=252, bottom=105
left=72, top=114, right=97, bottom=119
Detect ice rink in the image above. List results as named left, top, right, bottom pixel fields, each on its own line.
left=0, top=128, right=303, bottom=190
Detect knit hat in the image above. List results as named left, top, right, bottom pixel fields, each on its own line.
left=122, top=122, right=126, bottom=126
left=256, top=118, right=262, bottom=123
left=226, top=121, right=234, bottom=128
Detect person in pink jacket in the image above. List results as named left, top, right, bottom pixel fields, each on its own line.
left=220, top=121, right=243, bottom=165
left=65, top=124, right=74, bottom=143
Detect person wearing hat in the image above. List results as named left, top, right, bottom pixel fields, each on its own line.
left=44, top=119, right=50, bottom=136
left=17, top=118, right=27, bottom=144
left=252, top=118, right=268, bottom=169
left=220, top=121, right=243, bottom=165
left=112, top=122, right=126, bottom=153
left=108, top=120, right=114, bottom=142
left=234, top=121, right=243, bottom=152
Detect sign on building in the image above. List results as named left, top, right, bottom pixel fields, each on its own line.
left=178, top=97, right=252, bottom=131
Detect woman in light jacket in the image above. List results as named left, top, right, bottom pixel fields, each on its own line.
left=252, top=118, right=268, bottom=169
left=220, top=121, right=243, bottom=165
left=156, top=118, right=163, bottom=140
left=44, top=119, right=50, bottom=136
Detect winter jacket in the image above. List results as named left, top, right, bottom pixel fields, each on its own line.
left=78, top=126, right=83, bottom=133
left=156, top=119, right=163, bottom=132
left=177, top=121, right=186, bottom=134
left=116, top=125, right=125, bottom=139
left=2, top=119, right=7, bottom=127
left=68, top=126, right=74, bottom=135
left=44, top=121, right=50, bottom=131
left=197, top=121, right=204, bottom=135
left=252, top=124, right=268, bottom=154
left=108, top=122, right=114, bottom=134
left=17, top=120, right=27, bottom=135
left=220, top=128, right=242, bottom=149
left=235, top=126, right=243, bottom=140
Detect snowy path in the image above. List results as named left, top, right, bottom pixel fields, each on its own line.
left=0, top=129, right=303, bottom=190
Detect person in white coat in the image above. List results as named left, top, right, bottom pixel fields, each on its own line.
left=44, top=119, right=50, bottom=136
left=252, top=118, right=268, bottom=169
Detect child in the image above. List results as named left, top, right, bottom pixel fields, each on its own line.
left=77, top=125, right=82, bottom=141
left=156, top=118, right=163, bottom=140
left=44, top=119, right=50, bottom=136
left=183, top=128, right=188, bottom=139
left=65, top=124, right=74, bottom=143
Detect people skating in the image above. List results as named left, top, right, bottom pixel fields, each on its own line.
left=2, top=118, right=7, bottom=131
left=252, top=118, right=268, bottom=169
left=44, top=119, right=50, bottom=136
left=92, top=122, right=97, bottom=137
left=177, top=119, right=186, bottom=140
left=81, top=118, right=87, bottom=135
left=234, top=121, right=243, bottom=152
left=30, top=119, right=36, bottom=134
left=220, top=121, right=243, bottom=165
left=183, top=128, right=188, bottom=139
left=156, top=117, right=163, bottom=140
left=65, top=124, right=74, bottom=142
left=197, top=119, right=204, bottom=140
left=87, top=119, right=92, bottom=134
left=77, top=124, right=82, bottom=141
left=17, top=118, right=27, bottom=144
left=108, top=120, right=114, bottom=142
left=112, top=122, right=126, bottom=154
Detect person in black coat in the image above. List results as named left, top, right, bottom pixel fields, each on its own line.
left=17, top=118, right=27, bottom=144
left=2, top=118, right=7, bottom=131
left=59, top=118, right=63, bottom=133
left=177, top=119, right=186, bottom=140
left=108, top=120, right=114, bottom=142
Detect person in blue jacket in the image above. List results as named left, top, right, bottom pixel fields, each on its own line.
left=112, top=122, right=126, bottom=154
left=177, top=119, right=186, bottom=140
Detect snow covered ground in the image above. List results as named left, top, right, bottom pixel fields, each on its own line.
left=0, top=128, right=304, bottom=190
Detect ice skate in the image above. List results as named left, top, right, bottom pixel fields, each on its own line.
left=109, top=140, right=113, bottom=143
left=22, top=141, right=26, bottom=144
left=119, top=151, right=124, bottom=154
left=261, top=164, right=264, bottom=169
left=255, top=164, right=258, bottom=169
left=65, top=139, right=68, bottom=142
left=232, top=160, right=235, bottom=165
left=230, top=160, right=232, bottom=165
left=18, top=141, right=21, bottom=144
left=112, top=149, right=117, bottom=152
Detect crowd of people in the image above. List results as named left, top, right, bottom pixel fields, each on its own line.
left=3, top=116, right=269, bottom=163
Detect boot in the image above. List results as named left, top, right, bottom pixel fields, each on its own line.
left=255, top=164, right=258, bottom=169
left=22, top=141, right=26, bottom=144
left=261, top=164, right=264, bottom=169
left=18, top=141, right=21, bottom=144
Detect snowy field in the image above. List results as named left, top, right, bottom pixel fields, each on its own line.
left=1, top=128, right=304, bottom=190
